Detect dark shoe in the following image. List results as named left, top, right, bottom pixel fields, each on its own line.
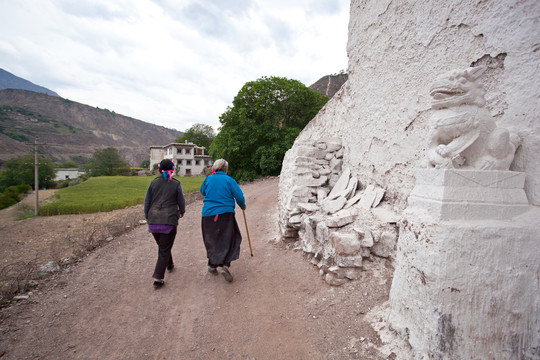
left=153, top=279, right=164, bottom=288
left=208, top=267, right=218, bottom=275
left=220, top=267, right=233, bottom=282
left=167, top=264, right=174, bottom=272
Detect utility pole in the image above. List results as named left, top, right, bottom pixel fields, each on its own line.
left=34, top=137, right=39, bottom=215
left=29, top=136, right=46, bottom=216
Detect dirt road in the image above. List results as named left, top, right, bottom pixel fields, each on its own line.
left=0, top=177, right=394, bottom=359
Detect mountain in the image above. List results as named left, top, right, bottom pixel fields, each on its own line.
left=309, top=73, right=348, bottom=99
left=0, top=89, right=183, bottom=167
left=0, top=68, right=59, bottom=97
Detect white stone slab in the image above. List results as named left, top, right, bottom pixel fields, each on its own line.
left=358, top=185, right=377, bottom=209
left=372, top=187, right=385, bottom=207
left=344, top=176, right=358, bottom=199
left=344, top=191, right=363, bottom=208
left=297, top=202, right=320, bottom=213
left=328, top=167, right=351, bottom=198
left=322, top=195, right=347, bottom=214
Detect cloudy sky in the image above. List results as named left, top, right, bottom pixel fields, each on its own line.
left=0, top=0, right=349, bottom=132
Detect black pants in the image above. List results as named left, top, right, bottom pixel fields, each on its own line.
left=152, top=227, right=177, bottom=280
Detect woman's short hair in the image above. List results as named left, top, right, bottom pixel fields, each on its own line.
left=212, top=159, right=228, bottom=172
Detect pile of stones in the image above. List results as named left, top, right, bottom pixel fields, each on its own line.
left=279, top=138, right=399, bottom=285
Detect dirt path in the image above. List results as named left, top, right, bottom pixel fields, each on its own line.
left=0, top=177, right=394, bottom=359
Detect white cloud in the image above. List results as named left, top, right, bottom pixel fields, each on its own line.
left=0, top=0, right=349, bottom=132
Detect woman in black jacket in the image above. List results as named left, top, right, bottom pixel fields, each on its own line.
left=144, top=159, right=185, bottom=288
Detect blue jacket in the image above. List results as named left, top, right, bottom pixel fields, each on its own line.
left=200, top=171, right=245, bottom=217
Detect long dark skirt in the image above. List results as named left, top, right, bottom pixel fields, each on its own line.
left=201, top=212, right=242, bottom=267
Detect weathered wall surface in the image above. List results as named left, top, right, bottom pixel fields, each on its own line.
left=278, top=0, right=540, bottom=358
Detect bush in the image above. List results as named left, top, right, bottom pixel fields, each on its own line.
left=0, top=193, right=17, bottom=209
left=0, top=184, right=31, bottom=210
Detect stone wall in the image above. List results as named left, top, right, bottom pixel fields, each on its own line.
left=278, top=0, right=540, bottom=358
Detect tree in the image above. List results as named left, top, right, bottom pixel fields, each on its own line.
left=85, top=147, right=130, bottom=176
left=140, top=159, right=150, bottom=169
left=210, top=76, right=328, bottom=181
left=58, top=161, right=79, bottom=168
left=0, top=155, right=55, bottom=192
left=175, top=123, right=216, bottom=149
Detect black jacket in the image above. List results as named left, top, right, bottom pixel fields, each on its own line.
left=144, top=177, right=185, bottom=226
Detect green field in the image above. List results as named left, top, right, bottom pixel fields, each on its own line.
left=39, top=176, right=204, bottom=216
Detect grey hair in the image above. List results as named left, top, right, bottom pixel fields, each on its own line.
left=212, top=159, right=228, bottom=172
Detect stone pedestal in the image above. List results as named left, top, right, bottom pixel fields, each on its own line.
left=388, top=170, right=540, bottom=359
left=407, top=169, right=529, bottom=221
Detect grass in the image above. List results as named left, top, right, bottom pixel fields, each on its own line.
left=39, top=176, right=204, bottom=216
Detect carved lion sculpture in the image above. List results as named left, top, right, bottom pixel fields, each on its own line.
left=426, top=66, right=520, bottom=170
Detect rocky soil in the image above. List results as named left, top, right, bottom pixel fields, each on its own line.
left=0, top=177, right=402, bottom=359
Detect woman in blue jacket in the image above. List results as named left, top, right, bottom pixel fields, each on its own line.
left=200, top=159, right=246, bottom=282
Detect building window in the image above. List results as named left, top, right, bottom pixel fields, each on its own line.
left=195, top=160, right=200, bottom=166
left=186, top=148, right=191, bottom=155
left=186, top=160, right=192, bottom=166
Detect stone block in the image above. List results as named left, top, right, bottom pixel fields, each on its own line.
left=319, top=166, right=332, bottom=176
left=372, top=230, right=397, bottom=258
left=408, top=169, right=529, bottom=220
left=326, top=208, right=357, bottom=228
left=372, top=208, right=400, bottom=224
left=335, top=255, right=364, bottom=268
left=316, top=221, right=329, bottom=244
left=326, top=142, right=343, bottom=152
left=296, top=147, right=328, bottom=159
left=353, top=227, right=374, bottom=247
left=329, top=157, right=343, bottom=173
left=325, top=272, right=348, bottom=286
left=297, top=202, right=320, bottom=213
left=330, top=232, right=361, bottom=256
left=317, top=189, right=328, bottom=203
left=297, top=174, right=328, bottom=188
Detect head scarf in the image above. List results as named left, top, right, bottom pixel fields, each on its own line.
left=158, top=159, right=175, bottom=181
left=211, top=159, right=228, bottom=174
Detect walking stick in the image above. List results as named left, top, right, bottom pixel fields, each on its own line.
left=242, top=209, right=253, bottom=256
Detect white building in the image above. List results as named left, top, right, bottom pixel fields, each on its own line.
left=149, top=141, right=212, bottom=176
left=54, top=168, right=85, bottom=181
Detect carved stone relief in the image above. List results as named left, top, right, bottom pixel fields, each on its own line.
left=426, top=66, right=520, bottom=170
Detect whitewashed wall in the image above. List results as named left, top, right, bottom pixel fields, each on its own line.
left=286, top=0, right=540, bottom=207
left=279, top=0, right=540, bottom=358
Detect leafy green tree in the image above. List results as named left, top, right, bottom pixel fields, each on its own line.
left=0, top=155, right=56, bottom=192
left=140, top=159, right=150, bottom=169
left=175, top=123, right=216, bottom=149
left=210, top=76, right=328, bottom=181
left=58, top=160, right=79, bottom=168
left=85, top=147, right=130, bottom=176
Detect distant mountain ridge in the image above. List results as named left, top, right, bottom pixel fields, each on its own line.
left=0, top=68, right=59, bottom=97
left=0, top=89, right=183, bottom=167
left=0, top=68, right=344, bottom=169
left=309, top=73, right=348, bottom=99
